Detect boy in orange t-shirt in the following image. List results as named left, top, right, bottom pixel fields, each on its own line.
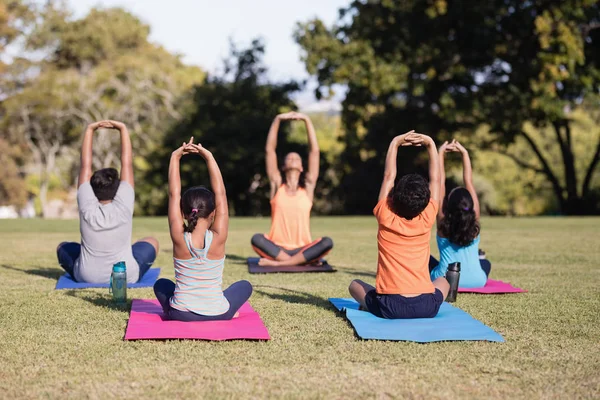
left=349, top=131, right=450, bottom=319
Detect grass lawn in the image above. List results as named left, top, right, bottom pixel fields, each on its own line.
left=0, top=216, right=598, bottom=399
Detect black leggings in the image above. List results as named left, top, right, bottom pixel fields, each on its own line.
left=429, top=256, right=491, bottom=277
left=251, top=234, right=333, bottom=262
left=153, top=278, right=253, bottom=322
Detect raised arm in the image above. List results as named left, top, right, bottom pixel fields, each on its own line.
left=295, top=112, right=320, bottom=193
left=265, top=114, right=284, bottom=198
left=168, top=140, right=192, bottom=252
left=404, top=133, right=440, bottom=204
left=437, top=141, right=450, bottom=222
left=78, top=121, right=110, bottom=187
left=107, top=120, right=134, bottom=188
left=193, top=143, right=228, bottom=252
left=453, top=140, right=480, bottom=219
left=378, top=130, right=414, bottom=202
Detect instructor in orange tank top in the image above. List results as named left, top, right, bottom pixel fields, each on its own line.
left=251, top=112, right=333, bottom=267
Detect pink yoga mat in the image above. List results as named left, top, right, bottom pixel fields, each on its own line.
left=124, top=299, right=270, bottom=341
left=458, top=279, right=526, bottom=294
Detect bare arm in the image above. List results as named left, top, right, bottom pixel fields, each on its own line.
left=454, top=140, right=480, bottom=219
left=168, top=143, right=189, bottom=254
left=107, top=120, right=134, bottom=188
left=404, top=133, right=440, bottom=204
left=378, top=130, right=415, bottom=202
left=437, top=141, right=450, bottom=222
left=193, top=144, right=228, bottom=254
left=296, top=113, right=320, bottom=196
left=78, top=121, right=110, bottom=187
left=265, top=114, right=284, bottom=198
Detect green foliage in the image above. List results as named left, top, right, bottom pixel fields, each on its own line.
left=0, top=139, right=27, bottom=207
left=296, top=0, right=600, bottom=214
left=143, top=39, right=300, bottom=216
left=28, top=6, right=150, bottom=70
left=1, top=3, right=203, bottom=215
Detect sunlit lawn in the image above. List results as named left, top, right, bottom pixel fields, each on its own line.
left=0, top=216, right=598, bottom=399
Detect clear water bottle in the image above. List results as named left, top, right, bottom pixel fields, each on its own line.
left=110, top=261, right=127, bottom=304
left=445, top=262, right=461, bottom=303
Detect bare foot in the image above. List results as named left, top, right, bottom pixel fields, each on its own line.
left=258, top=258, right=279, bottom=267
left=274, top=252, right=292, bottom=261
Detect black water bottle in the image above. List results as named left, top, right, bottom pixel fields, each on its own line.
left=445, top=262, right=461, bottom=303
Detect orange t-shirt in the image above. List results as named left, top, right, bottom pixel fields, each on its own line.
left=267, top=185, right=313, bottom=250
left=373, top=198, right=438, bottom=295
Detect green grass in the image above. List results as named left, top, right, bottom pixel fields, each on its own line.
left=0, top=217, right=598, bottom=399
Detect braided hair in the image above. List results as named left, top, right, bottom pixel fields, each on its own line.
left=180, top=186, right=216, bottom=233
left=438, top=187, right=480, bottom=246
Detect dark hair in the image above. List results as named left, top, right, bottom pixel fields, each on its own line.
left=438, top=187, right=480, bottom=246
left=90, top=168, right=120, bottom=201
left=180, top=186, right=216, bottom=233
left=388, top=174, right=430, bottom=220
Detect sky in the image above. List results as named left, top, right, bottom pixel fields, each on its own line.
left=68, top=0, right=349, bottom=111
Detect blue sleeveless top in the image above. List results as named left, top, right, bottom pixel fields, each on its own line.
left=170, top=230, right=230, bottom=315
left=430, top=235, right=487, bottom=288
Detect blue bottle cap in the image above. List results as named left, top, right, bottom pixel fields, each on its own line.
left=112, top=262, right=126, bottom=273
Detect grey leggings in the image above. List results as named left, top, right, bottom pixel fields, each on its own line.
left=251, top=234, right=333, bottom=262
left=153, top=278, right=253, bottom=322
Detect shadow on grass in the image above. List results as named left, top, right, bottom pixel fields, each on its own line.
left=63, top=289, right=131, bottom=312
left=0, top=264, right=64, bottom=280
left=336, top=267, right=376, bottom=279
left=254, top=285, right=333, bottom=312
left=226, top=253, right=248, bottom=265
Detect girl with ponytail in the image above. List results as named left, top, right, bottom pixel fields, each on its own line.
left=429, top=140, right=491, bottom=288
left=153, top=137, right=252, bottom=321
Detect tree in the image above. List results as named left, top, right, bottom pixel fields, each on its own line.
left=296, top=0, right=600, bottom=214
left=0, top=138, right=27, bottom=207
left=2, top=5, right=203, bottom=215
left=144, top=39, right=301, bottom=216
left=3, top=69, right=78, bottom=216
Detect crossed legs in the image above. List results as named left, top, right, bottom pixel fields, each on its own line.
left=251, top=234, right=333, bottom=267
left=348, top=278, right=449, bottom=310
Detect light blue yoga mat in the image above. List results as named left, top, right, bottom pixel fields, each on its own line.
left=55, top=268, right=161, bottom=290
left=329, top=298, right=504, bottom=343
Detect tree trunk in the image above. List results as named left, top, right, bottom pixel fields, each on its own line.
left=39, top=175, right=49, bottom=218
left=553, top=121, right=580, bottom=214
left=519, top=130, right=567, bottom=212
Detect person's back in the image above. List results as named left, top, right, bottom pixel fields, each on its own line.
left=77, top=178, right=138, bottom=283
left=170, top=229, right=229, bottom=315
left=435, top=235, right=486, bottom=288
left=374, top=193, right=437, bottom=296
left=348, top=131, right=449, bottom=319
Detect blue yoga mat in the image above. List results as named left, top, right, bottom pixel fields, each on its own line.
left=55, top=268, right=161, bottom=290
left=329, top=298, right=504, bottom=343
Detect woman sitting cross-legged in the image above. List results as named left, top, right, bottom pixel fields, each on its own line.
left=251, top=112, right=333, bottom=267
left=153, top=138, right=252, bottom=321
